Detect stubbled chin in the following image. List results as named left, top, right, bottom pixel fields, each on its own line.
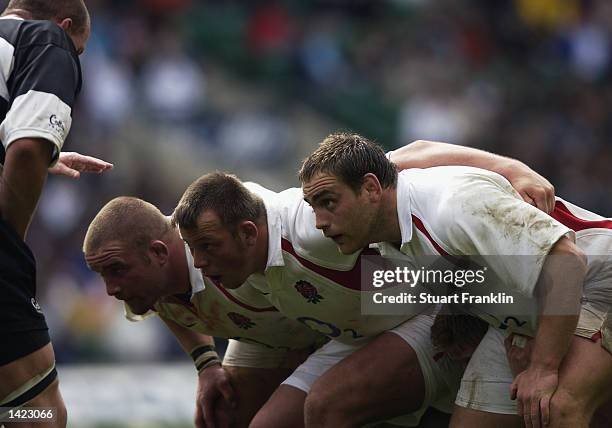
left=339, top=241, right=367, bottom=255
left=128, top=302, right=151, bottom=315
left=337, top=244, right=355, bottom=255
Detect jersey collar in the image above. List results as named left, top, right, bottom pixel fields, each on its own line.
left=0, top=15, right=24, bottom=20
left=373, top=171, right=414, bottom=258
left=396, top=170, right=414, bottom=247
left=184, top=242, right=206, bottom=294
left=263, top=194, right=285, bottom=270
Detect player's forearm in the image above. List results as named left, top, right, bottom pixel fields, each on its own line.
left=531, top=239, right=586, bottom=370
left=161, top=317, right=215, bottom=354
left=530, top=315, right=578, bottom=370
left=390, top=140, right=526, bottom=175
left=0, top=138, right=54, bottom=239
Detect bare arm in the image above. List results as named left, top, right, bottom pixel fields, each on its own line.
left=161, top=317, right=236, bottom=428
left=390, top=140, right=555, bottom=213
left=532, top=238, right=585, bottom=369
left=161, top=316, right=216, bottom=354
left=511, top=237, right=586, bottom=427
left=0, top=138, right=54, bottom=239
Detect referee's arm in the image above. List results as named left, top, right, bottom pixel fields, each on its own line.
left=0, top=137, right=54, bottom=239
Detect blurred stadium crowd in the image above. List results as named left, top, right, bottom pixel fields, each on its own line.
left=8, top=0, right=611, bottom=364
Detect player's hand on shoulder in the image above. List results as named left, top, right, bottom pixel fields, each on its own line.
left=195, top=364, right=237, bottom=428
left=506, top=167, right=555, bottom=213
left=49, top=152, right=113, bottom=179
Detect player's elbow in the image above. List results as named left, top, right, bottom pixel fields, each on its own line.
left=574, top=247, right=588, bottom=273
left=552, top=237, right=587, bottom=274
left=399, top=139, right=434, bottom=155
left=405, top=139, right=434, bottom=151
left=544, top=237, right=588, bottom=303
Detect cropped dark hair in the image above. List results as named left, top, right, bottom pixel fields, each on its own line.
left=6, top=0, right=89, bottom=35
left=172, top=172, right=265, bottom=231
left=298, top=132, right=398, bottom=191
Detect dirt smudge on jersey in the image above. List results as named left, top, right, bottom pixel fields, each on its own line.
left=465, top=196, right=560, bottom=255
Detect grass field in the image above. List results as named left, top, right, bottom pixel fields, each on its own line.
left=60, top=363, right=196, bottom=428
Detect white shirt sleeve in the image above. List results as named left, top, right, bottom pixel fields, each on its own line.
left=437, top=174, right=574, bottom=296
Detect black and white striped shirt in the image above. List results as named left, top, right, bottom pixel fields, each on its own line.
left=0, top=16, right=82, bottom=165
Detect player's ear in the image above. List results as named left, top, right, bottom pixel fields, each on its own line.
left=150, top=240, right=169, bottom=265
left=362, top=173, right=382, bottom=201
left=238, top=221, right=259, bottom=247
left=58, top=18, right=73, bottom=32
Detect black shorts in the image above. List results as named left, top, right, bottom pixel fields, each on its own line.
left=0, top=217, right=50, bottom=365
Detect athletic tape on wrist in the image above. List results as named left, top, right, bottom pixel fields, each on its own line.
left=190, top=344, right=221, bottom=373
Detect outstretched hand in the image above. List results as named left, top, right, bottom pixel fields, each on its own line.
left=49, top=152, right=113, bottom=178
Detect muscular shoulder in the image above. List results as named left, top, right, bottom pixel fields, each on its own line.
left=401, top=167, right=525, bottom=252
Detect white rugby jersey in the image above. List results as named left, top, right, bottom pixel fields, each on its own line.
left=550, top=198, right=612, bottom=309
left=126, top=244, right=324, bottom=350
left=378, top=166, right=612, bottom=335
left=0, top=17, right=81, bottom=164
left=244, top=182, right=431, bottom=344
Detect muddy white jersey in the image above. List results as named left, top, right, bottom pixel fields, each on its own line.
left=244, top=182, right=432, bottom=344
left=377, top=167, right=578, bottom=336
left=125, top=244, right=325, bottom=350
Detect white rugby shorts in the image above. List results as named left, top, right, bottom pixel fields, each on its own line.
left=282, top=306, right=464, bottom=426
left=456, top=302, right=611, bottom=414
left=223, top=339, right=312, bottom=370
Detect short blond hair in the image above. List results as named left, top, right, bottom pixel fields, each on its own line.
left=83, top=197, right=171, bottom=255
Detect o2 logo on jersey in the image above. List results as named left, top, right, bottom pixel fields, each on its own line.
left=297, top=316, right=364, bottom=340
left=498, top=316, right=527, bottom=330
left=227, top=312, right=256, bottom=330
left=294, top=280, right=324, bottom=304
left=31, top=298, right=43, bottom=314
left=49, top=114, right=66, bottom=137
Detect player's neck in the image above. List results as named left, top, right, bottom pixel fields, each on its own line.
left=374, top=188, right=401, bottom=244
left=254, top=218, right=269, bottom=274
left=167, top=232, right=192, bottom=295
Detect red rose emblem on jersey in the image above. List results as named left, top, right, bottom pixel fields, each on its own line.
left=294, top=280, right=324, bottom=304
left=227, top=312, right=256, bottom=329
